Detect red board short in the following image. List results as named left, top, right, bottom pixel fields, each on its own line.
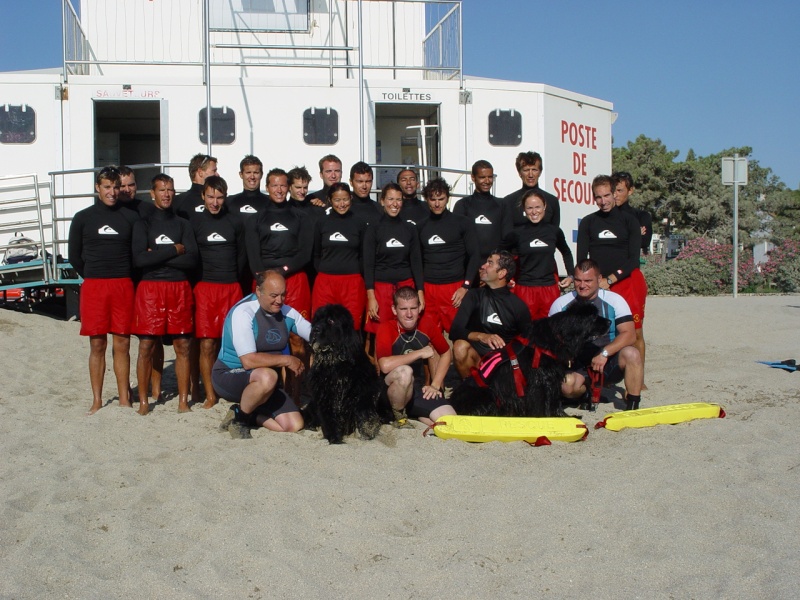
left=512, top=283, right=561, bottom=320
left=132, top=280, right=194, bottom=336
left=611, top=268, right=647, bottom=329
left=285, top=271, right=311, bottom=320
left=423, top=280, right=461, bottom=334
left=79, top=277, right=134, bottom=336
left=364, top=278, right=414, bottom=335
left=312, top=273, right=366, bottom=330
left=194, top=281, right=243, bottom=338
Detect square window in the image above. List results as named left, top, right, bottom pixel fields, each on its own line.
left=488, top=109, right=521, bottom=146
left=0, top=105, right=36, bottom=144
left=199, top=106, right=236, bottom=145
left=303, top=108, right=339, bottom=146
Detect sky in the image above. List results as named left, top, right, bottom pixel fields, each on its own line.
left=1, top=0, right=798, bottom=188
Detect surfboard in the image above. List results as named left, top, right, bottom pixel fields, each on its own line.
left=431, top=415, right=588, bottom=445
left=595, top=402, right=725, bottom=431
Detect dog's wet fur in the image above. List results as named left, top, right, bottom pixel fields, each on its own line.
left=304, top=304, right=393, bottom=443
left=449, top=302, right=610, bottom=418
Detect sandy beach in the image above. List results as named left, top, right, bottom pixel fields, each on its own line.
left=1, top=295, right=798, bottom=598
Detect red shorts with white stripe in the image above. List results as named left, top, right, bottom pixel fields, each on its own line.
left=285, top=271, right=311, bottom=320
left=132, top=280, right=194, bottom=336
left=423, top=280, right=462, bottom=334
left=512, top=283, right=561, bottom=320
left=611, top=268, right=647, bottom=329
left=364, top=278, right=414, bottom=335
left=79, top=277, right=134, bottom=336
left=312, top=273, right=366, bottom=330
left=194, top=281, right=243, bottom=338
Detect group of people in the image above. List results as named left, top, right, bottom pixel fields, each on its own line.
left=68, top=149, right=652, bottom=431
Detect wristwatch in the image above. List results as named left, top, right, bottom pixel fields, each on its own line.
left=601, top=349, right=609, bottom=358
left=606, top=277, right=613, bottom=286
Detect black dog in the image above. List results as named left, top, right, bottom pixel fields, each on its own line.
left=304, top=304, right=392, bottom=443
left=449, top=302, right=610, bottom=418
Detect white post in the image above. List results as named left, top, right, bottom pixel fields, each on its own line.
left=732, top=155, right=739, bottom=298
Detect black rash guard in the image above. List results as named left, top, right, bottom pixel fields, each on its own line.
left=68, top=201, right=139, bottom=279
left=363, top=213, right=423, bottom=289
left=350, top=195, right=382, bottom=227
left=307, top=185, right=331, bottom=205
left=453, top=191, right=511, bottom=259
left=502, top=221, right=574, bottom=286
left=618, top=201, right=653, bottom=254
left=503, top=185, right=560, bottom=228
left=245, top=200, right=312, bottom=276
left=132, top=209, right=198, bottom=282
left=399, top=196, right=430, bottom=226
left=174, top=183, right=205, bottom=221
left=227, top=189, right=269, bottom=220
left=190, top=209, right=247, bottom=284
left=288, top=197, right=326, bottom=227
left=119, top=198, right=156, bottom=220
left=450, top=285, right=531, bottom=343
left=576, top=206, right=641, bottom=281
left=313, top=210, right=366, bottom=275
left=417, top=210, right=481, bottom=285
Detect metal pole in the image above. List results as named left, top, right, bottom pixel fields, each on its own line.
left=204, top=0, right=213, bottom=156
left=357, top=0, right=365, bottom=161
left=732, top=154, right=739, bottom=298
left=733, top=154, right=739, bottom=298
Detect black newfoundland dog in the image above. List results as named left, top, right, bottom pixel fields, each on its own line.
left=304, top=304, right=393, bottom=443
left=449, top=302, right=610, bottom=418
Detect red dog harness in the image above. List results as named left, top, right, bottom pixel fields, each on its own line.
left=469, top=337, right=559, bottom=405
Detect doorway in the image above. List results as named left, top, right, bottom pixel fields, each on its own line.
left=374, top=103, right=440, bottom=188
left=94, top=100, right=161, bottom=193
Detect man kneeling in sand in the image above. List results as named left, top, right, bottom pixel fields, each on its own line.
left=549, top=259, right=643, bottom=411
left=375, top=286, right=456, bottom=427
left=212, top=270, right=311, bottom=437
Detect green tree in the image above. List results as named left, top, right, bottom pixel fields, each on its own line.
left=613, top=136, right=790, bottom=245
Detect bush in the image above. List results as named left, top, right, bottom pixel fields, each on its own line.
left=642, top=237, right=761, bottom=295
left=760, top=239, right=800, bottom=292
left=642, top=256, right=721, bottom=295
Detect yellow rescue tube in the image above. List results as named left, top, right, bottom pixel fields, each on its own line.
left=432, top=415, right=588, bottom=445
left=595, top=402, right=725, bottom=431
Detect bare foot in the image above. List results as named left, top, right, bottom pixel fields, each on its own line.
left=137, top=402, right=150, bottom=416
left=87, top=402, right=102, bottom=416
left=202, top=398, right=218, bottom=409
left=178, top=402, right=192, bottom=413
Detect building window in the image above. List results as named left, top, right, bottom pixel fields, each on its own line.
left=303, top=108, right=339, bottom=145
left=199, top=107, right=236, bottom=145
left=488, top=109, right=522, bottom=146
left=210, top=0, right=310, bottom=33
left=0, top=104, right=36, bottom=144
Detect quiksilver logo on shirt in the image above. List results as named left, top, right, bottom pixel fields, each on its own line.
left=529, top=239, right=548, bottom=247
left=386, top=238, right=405, bottom=248
left=207, top=233, right=226, bottom=242
left=240, top=205, right=257, bottom=213
left=428, top=235, right=445, bottom=245
left=155, top=234, right=175, bottom=244
left=329, top=232, right=348, bottom=242
left=487, top=312, right=502, bottom=325
left=475, top=215, right=492, bottom=225
left=98, top=225, right=118, bottom=235
left=270, top=223, right=289, bottom=231
left=195, top=205, right=205, bottom=212
left=599, top=230, right=617, bottom=239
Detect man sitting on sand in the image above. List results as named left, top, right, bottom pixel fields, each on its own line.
left=549, top=259, right=643, bottom=411
left=213, top=270, right=311, bottom=437
left=450, top=251, right=531, bottom=379
left=375, top=286, right=456, bottom=427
